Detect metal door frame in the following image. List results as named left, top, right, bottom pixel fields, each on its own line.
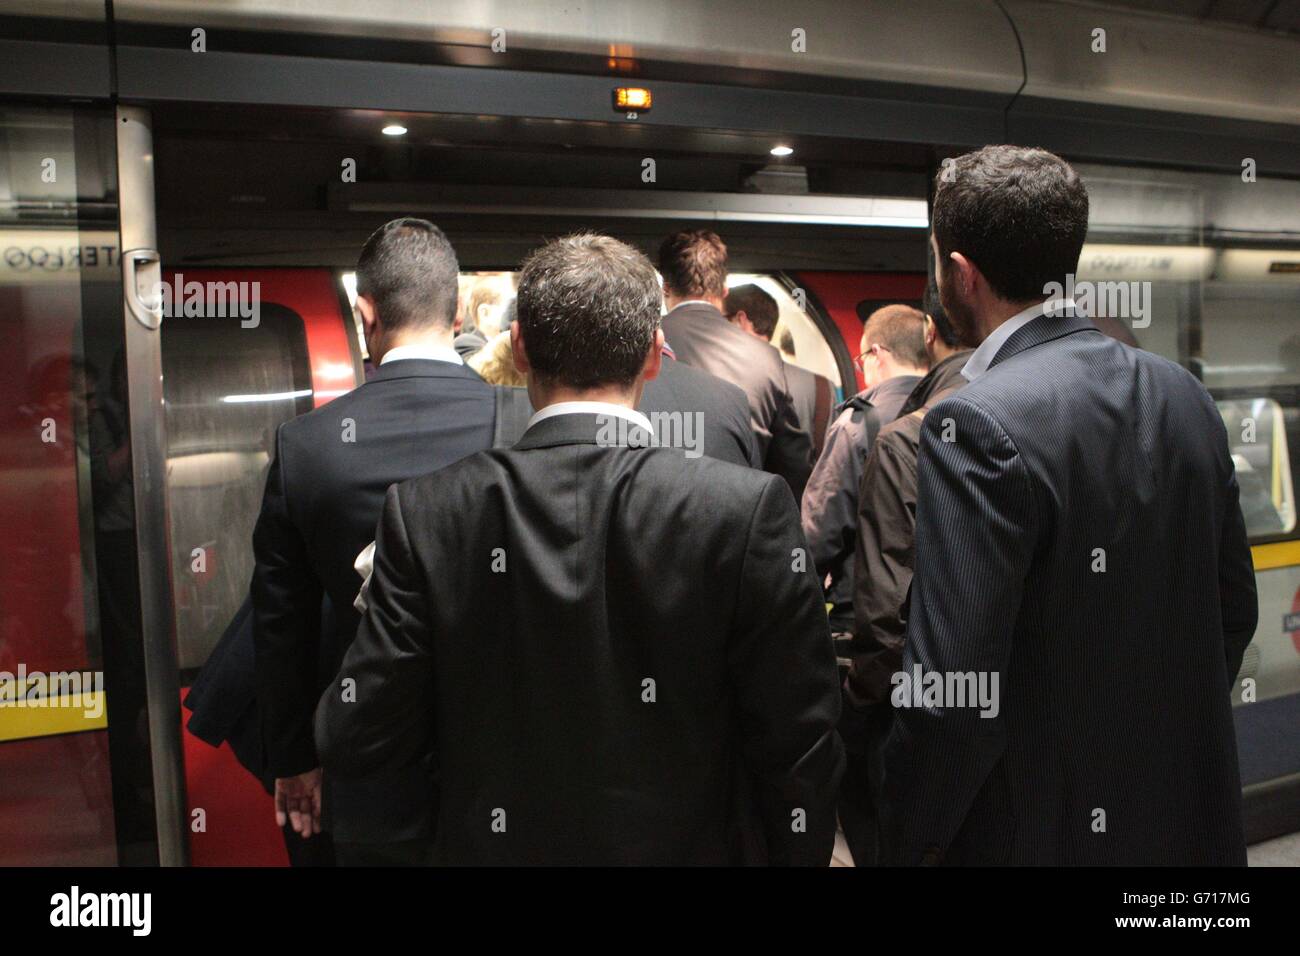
left=115, top=104, right=188, bottom=866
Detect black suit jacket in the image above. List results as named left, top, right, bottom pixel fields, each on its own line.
left=252, top=358, right=495, bottom=842
left=491, top=354, right=759, bottom=468
left=883, top=309, right=1257, bottom=865
left=315, top=412, right=844, bottom=865
left=661, top=303, right=813, bottom=496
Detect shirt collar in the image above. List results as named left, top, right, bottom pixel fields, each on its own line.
left=961, top=298, right=1075, bottom=382
left=665, top=300, right=717, bottom=315
left=527, top=400, right=654, bottom=435
left=379, top=342, right=464, bottom=366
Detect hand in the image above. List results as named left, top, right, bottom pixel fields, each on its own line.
left=274, top=768, right=323, bottom=837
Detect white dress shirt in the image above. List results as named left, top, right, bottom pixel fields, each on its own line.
left=962, top=298, right=1077, bottom=382
left=527, top=400, right=654, bottom=434
left=379, top=342, right=463, bottom=366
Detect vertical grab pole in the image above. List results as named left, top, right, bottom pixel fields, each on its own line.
left=116, top=105, right=189, bottom=866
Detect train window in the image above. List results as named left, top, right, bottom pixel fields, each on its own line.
left=161, top=305, right=314, bottom=672
left=1217, top=397, right=1296, bottom=537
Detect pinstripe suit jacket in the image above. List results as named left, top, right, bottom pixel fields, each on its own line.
left=882, top=308, right=1257, bottom=865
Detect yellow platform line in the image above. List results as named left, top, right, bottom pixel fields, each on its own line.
left=0, top=692, right=107, bottom=743
left=1252, top=540, right=1300, bottom=572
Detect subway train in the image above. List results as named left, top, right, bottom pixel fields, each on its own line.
left=1, top=0, right=1298, bottom=866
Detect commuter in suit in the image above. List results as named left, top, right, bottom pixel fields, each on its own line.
left=487, top=344, right=759, bottom=468
left=801, top=305, right=926, bottom=634
left=723, top=283, right=834, bottom=458
left=316, top=233, right=844, bottom=865
left=658, top=230, right=814, bottom=498
left=774, top=330, right=835, bottom=458
left=252, top=218, right=495, bottom=866
left=883, top=145, right=1257, bottom=865
left=836, top=280, right=971, bottom=866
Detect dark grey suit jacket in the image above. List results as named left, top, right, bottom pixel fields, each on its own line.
left=883, top=309, right=1257, bottom=866
left=662, top=302, right=814, bottom=497
left=315, top=412, right=844, bottom=865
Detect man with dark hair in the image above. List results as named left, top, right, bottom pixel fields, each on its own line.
left=316, top=233, right=843, bottom=865
left=835, top=275, right=972, bottom=866
left=659, top=230, right=814, bottom=498
left=883, top=145, right=1256, bottom=865
left=725, top=283, right=835, bottom=458
left=253, top=217, right=495, bottom=865
left=801, top=304, right=927, bottom=635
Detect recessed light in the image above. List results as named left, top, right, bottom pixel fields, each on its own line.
left=770, top=145, right=794, bottom=157
left=382, top=124, right=408, bottom=136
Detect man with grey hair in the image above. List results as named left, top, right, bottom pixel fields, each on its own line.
left=316, top=233, right=844, bottom=865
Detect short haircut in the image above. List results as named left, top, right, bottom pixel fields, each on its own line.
left=356, top=217, right=459, bottom=332
left=923, top=272, right=961, bottom=347
left=464, top=274, right=513, bottom=334
left=932, top=145, right=1090, bottom=303
left=723, top=283, right=779, bottom=340
left=863, top=304, right=928, bottom=369
left=516, top=233, right=660, bottom=389
left=658, top=229, right=728, bottom=300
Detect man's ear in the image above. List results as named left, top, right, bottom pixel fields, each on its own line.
left=452, top=310, right=464, bottom=334
left=950, top=251, right=980, bottom=300
left=356, top=294, right=378, bottom=336
left=730, top=310, right=754, bottom=334
left=642, top=329, right=665, bottom=383
left=510, top=321, right=531, bottom=376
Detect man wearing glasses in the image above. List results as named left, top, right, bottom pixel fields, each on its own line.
left=801, top=305, right=928, bottom=637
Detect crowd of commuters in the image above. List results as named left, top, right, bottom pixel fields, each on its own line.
left=189, top=144, right=1257, bottom=866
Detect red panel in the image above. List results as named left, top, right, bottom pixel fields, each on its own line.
left=182, top=695, right=288, bottom=867
left=160, top=268, right=357, bottom=408
left=0, top=288, right=88, bottom=676
left=794, top=271, right=926, bottom=393
left=0, top=732, right=117, bottom=865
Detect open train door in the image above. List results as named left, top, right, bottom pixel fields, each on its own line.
left=0, top=95, right=186, bottom=863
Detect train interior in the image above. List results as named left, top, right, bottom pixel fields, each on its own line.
left=3, top=95, right=1300, bottom=864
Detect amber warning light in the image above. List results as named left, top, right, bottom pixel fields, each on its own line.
left=613, top=87, right=652, bottom=111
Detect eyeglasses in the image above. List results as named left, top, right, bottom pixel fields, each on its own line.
left=854, top=342, right=891, bottom=371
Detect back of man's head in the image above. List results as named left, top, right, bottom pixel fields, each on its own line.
left=516, top=233, right=661, bottom=390
left=723, top=283, right=780, bottom=340
left=356, top=217, right=459, bottom=332
left=923, top=272, right=962, bottom=348
left=864, top=304, right=928, bottom=370
left=931, top=145, right=1089, bottom=303
left=658, top=229, right=728, bottom=301
left=464, top=273, right=515, bottom=334
left=778, top=328, right=796, bottom=358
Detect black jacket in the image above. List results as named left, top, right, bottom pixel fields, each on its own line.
left=492, top=354, right=759, bottom=469
left=847, top=352, right=971, bottom=712
left=251, top=358, right=495, bottom=842
left=882, top=309, right=1257, bottom=865
left=661, top=302, right=813, bottom=496
left=801, top=374, right=920, bottom=627
left=315, top=412, right=844, bottom=865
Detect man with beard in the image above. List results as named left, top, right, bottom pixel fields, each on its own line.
left=881, top=145, right=1256, bottom=865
